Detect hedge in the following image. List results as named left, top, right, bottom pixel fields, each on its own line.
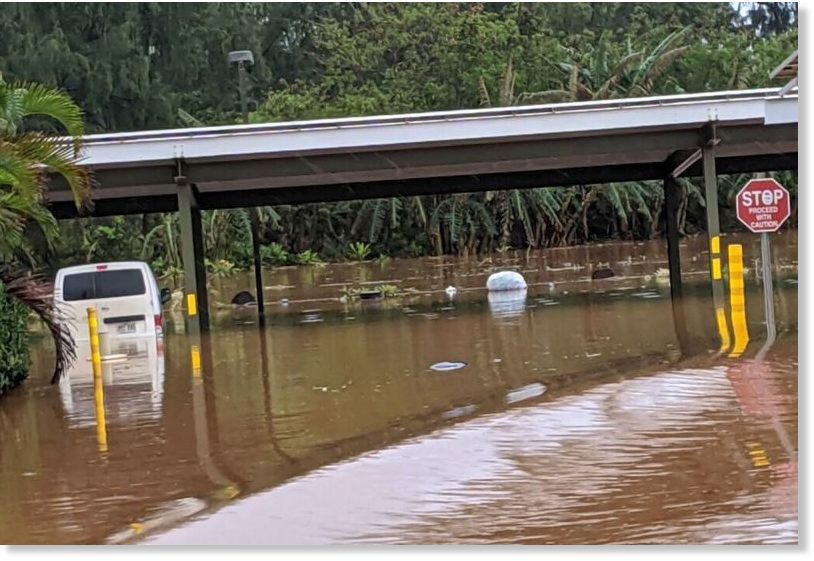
left=0, top=280, right=30, bottom=396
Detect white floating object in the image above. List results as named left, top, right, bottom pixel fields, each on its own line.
left=430, top=361, right=467, bottom=372
left=486, top=271, right=527, bottom=291
left=505, top=383, right=547, bottom=405
left=441, top=404, right=478, bottom=420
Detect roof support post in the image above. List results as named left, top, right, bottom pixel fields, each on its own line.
left=663, top=174, right=692, bottom=356
left=177, top=174, right=210, bottom=333
left=702, top=141, right=729, bottom=353
left=663, top=175, right=684, bottom=301
left=250, top=209, right=266, bottom=326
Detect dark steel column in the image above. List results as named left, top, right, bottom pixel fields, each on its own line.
left=250, top=209, right=266, bottom=325
left=702, top=146, right=729, bottom=352
left=178, top=182, right=210, bottom=333
left=663, top=175, right=684, bottom=301
left=664, top=175, right=692, bottom=356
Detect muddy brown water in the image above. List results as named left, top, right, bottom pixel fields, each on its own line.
left=0, top=232, right=798, bottom=544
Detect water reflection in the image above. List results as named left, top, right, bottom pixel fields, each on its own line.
left=58, top=335, right=165, bottom=427
left=487, top=289, right=528, bottom=319
left=148, top=354, right=797, bottom=545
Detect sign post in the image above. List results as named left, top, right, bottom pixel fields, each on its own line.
left=760, top=232, right=776, bottom=345
left=735, top=177, right=791, bottom=343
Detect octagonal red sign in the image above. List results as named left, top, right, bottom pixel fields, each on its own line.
left=735, top=178, right=791, bottom=233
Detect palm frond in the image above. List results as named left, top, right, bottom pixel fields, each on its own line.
left=369, top=198, right=388, bottom=242
left=0, top=268, right=77, bottom=383
left=13, top=81, right=86, bottom=152
left=642, top=46, right=690, bottom=91
left=594, top=51, right=643, bottom=99
left=0, top=138, right=41, bottom=195
left=632, top=25, right=692, bottom=89
left=12, top=132, right=92, bottom=211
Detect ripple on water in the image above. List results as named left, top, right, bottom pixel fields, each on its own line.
left=147, top=363, right=797, bottom=545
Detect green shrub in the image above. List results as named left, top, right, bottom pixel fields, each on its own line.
left=347, top=242, right=372, bottom=262
left=0, top=281, right=30, bottom=396
left=295, top=249, right=322, bottom=265
left=261, top=242, right=291, bottom=266
left=205, top=258, right=237, bottom=278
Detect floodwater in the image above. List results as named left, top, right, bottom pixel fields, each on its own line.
left=0, top=232, right=798, bottom=545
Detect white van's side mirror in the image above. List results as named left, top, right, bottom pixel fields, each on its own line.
left=160, top=288, right=172, bottom=305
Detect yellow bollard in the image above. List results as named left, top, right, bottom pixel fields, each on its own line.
left=87, top=307, right=109, bottom=452
left=727, top=244, right=750, bottom=358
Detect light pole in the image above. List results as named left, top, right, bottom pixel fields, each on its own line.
left=228, top=50, right=265, bottom=325
left=228, top=50, right=254, bottom=123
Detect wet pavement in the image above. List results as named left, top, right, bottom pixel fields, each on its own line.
left=0, top=232, right=798, bottom=544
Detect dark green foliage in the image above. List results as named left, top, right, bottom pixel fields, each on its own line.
left=2, top=2, right=797, bottom=266
left=0, top=3, right=342, bottom=131
left=0, top=280, right=29, bottom=395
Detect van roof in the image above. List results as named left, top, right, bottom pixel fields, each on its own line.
left=57, top=261, right=151, bottom=275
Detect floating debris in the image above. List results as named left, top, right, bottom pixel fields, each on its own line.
left=591, top=267, right=615, bottom=280
left=440, top=404, right=478, bottom=420
left=486, top=271, right=527, bottom=291
left=300, top=313, right=323, bottom=324
left=505, top=382, right=547, bottom=405
left=429, top=361, right=467, bottom=372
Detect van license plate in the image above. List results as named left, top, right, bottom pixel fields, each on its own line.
left=118, top=322, right=137, bottom=334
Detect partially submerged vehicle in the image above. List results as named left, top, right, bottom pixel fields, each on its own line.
left=54, top=261, right=171, bottom=343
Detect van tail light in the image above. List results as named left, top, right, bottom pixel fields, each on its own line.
left=154, top=314, right=163, bottom=331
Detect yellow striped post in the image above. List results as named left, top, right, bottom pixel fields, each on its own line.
left=727, top=244, right=750, bottom=357
left=709, top=235, right=730, bottom=351
left=87, top=307, right=108, bottom=452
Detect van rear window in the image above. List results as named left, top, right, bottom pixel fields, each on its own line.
left=62, top=269, right=146, bottom=301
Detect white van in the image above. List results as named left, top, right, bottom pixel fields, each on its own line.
left=54, top=261, right=171, bottom=342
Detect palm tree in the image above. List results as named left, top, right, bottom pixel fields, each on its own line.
left=350, top=196, right=429, bottom=247
left=1, top=74, right=92, bottom=383
left=536, top=26, right=692, bottom=102
left=517, top=28, right=691, bottom=243
left=429, top=194, right=496, bottom=256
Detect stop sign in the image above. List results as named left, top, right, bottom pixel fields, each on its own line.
left=736, top=178, right=791, bottom=233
